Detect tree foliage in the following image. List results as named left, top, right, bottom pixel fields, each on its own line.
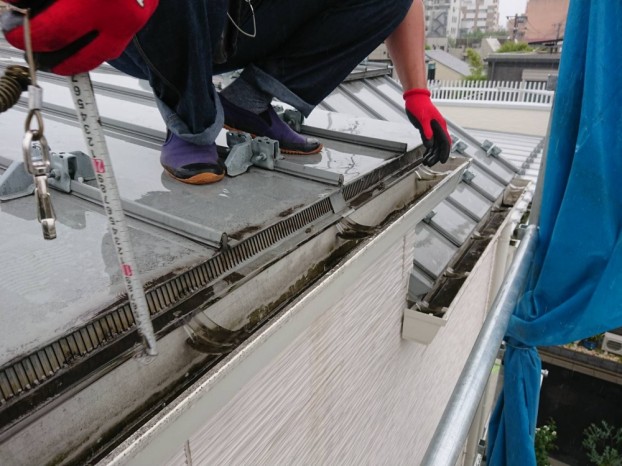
left=464, top=48, right=486, bottom=81
left=497, top=41, right=533, bottom=53
left=583, top=421, right=622, bottom=466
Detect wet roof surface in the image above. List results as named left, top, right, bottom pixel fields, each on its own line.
left=0, top=56, right=421, bottom=366
left=0, top=48, right=544, bottom=367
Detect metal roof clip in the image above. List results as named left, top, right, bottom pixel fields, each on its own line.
left=422, top=210, right=436, bottom=224
left=462, top=170, right=476, bottom=184
left=47, top=151, right=96, bottom=193
left=451, top=138, right=468, bottom=154
left=225, top=132, right=281, bottom=176
left=481, top=139, right=503, bottom=158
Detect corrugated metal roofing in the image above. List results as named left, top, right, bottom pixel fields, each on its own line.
left=319, top=73, right=543, bottom=301
left=0, top=52, right=545, bottom=359
left=466, top=128, right=544, bottom=184
left=0, top=41, right=542, bottom=461
left=0, top=89, right=410, bottom=365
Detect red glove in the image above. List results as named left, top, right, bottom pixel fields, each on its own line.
left=2, top=0, right=159, bottom=75
left=404, top=88, right=452, bottom=167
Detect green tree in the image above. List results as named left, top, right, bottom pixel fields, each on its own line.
left=497, top=41, right=533, bottom=53
left=535, top=419, right=558, bottom=466
left=583, top=421, right=622, bottom=466
left=464, top=48, right=486, bottom=81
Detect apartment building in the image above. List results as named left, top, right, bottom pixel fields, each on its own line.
left=424, top=0, right=462, bottom=39
left=459, top=0, right=500, bottom=35
left=425, top=0, right=499, bottom=43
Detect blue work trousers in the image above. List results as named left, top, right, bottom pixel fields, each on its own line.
left=110, top=0, right=413, bottom=145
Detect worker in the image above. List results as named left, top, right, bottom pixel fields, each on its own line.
left=2, top=0, right=451, bottom=185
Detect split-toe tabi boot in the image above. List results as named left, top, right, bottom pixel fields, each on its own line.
left=160, top=132, right=225, bottom=184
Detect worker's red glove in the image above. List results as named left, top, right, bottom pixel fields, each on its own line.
left=404, top=88, right=452, bottom=167
left=1, top=0, right=158, bottom=75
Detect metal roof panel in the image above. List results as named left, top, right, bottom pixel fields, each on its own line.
left=0, top=193, right=211, bottom=366
left=427, top=200, right=478, bottom=246
left=447, top=183, right=493, bottom=220
left=413, top=223, right=459, bottom=278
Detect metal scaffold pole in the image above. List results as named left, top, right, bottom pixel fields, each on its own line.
left=421, top=224, right=538, bottom=466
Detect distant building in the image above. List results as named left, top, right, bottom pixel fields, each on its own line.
left=459, top=0, right=500, bottom=36
left=424, top=0, right=500, bottom=48
left=524, top=0, right=569, bottom=43
left=424, top=0, right=462, bottom=40
left=426, top=49, right=471, bottom=80
left=505, top=0, right=568, bottom=42
left=486, top=52, right=560, bottom=82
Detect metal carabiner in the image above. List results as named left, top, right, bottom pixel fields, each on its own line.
left=23, top=130, right=56, bottom=239
left=6, top=4, right=57, bottom=239
left=22, top=128, right=50, bottom=175
left=34, top=174, right=56, bottom=239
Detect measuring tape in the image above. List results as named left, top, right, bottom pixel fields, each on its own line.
left=69, top=73, right=158, bottom=358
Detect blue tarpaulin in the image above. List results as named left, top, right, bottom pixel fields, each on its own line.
left=487, top=1, right=622, bottom=464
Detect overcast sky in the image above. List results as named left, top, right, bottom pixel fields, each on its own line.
left=498, top=0, right=528, bottom=27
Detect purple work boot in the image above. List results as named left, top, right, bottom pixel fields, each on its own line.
left=220, top=95, right=322, bottom=155
left=160, top=132, right=225, bottom=185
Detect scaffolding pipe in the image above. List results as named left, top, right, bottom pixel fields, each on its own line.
left=421, top=225, right=539, bottom=466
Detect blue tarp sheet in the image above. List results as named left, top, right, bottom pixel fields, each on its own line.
left=487, top=1, right=622, bottom=464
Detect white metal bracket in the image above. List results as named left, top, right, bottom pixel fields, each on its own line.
left=481, top=139, right=503, bottom=158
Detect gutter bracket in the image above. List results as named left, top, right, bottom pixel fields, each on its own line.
left=328, top=191, right=347, bottom=214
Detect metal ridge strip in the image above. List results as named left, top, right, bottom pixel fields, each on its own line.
left=361, top=78, right=406, bottom=114
left=336, top=83, right=385, bottom=120
left=12, top=99, right=165, bottom=150
left=300, top=125, right=408, bottom=153
left=342, top=67, right=393, bottom=82
left=70, top=181, right=227, bottom=248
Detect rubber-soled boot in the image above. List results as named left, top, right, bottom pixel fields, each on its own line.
left=220, top=95, right=322, bottom=155
left=160, top=132, right=225, bottom=184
